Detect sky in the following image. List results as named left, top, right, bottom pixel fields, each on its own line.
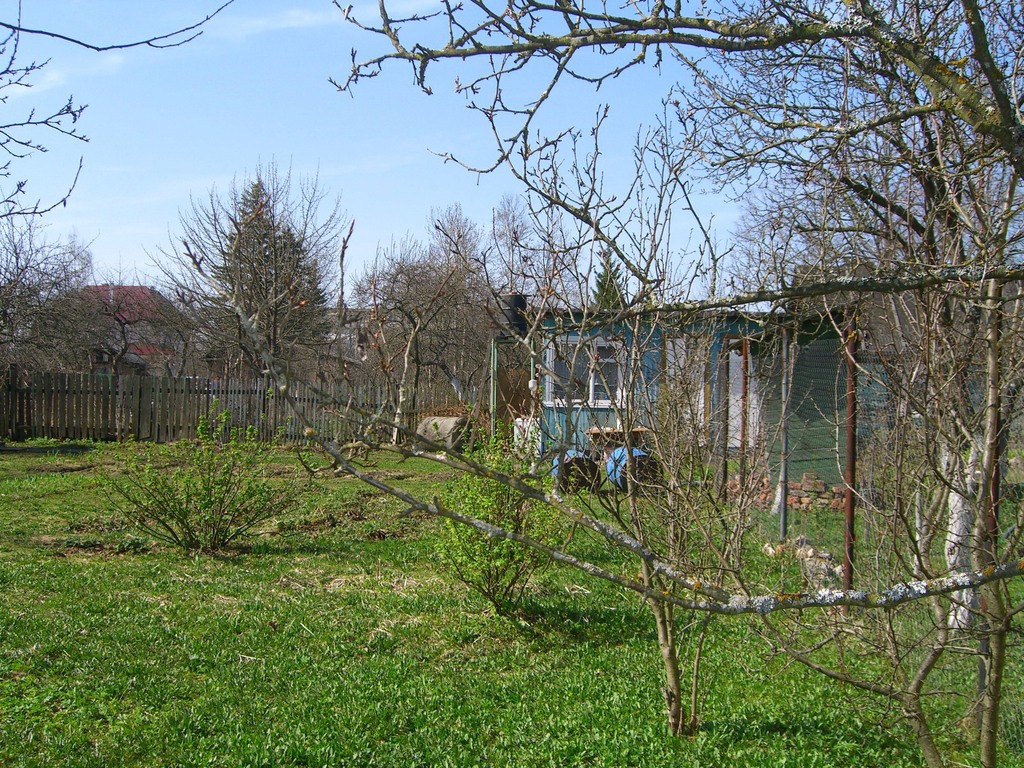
left=9, top=0, right=734, bottom=285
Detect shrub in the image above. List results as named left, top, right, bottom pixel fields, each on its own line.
left=109, top=412, right=296, bottom=552
left=439, top=436, right=565, bottom=616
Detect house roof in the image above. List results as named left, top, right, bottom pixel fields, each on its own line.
left=80, top=285, right=173, bottom=324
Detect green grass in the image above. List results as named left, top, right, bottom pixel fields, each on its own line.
left=0, top=441, right=1010, bottom=766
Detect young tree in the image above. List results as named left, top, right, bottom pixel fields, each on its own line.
left=592, top=249, right=626, bottom=311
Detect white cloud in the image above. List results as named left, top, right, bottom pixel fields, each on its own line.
left=362, top=0, right=440, bottom=17
left=210, top=8, right=344, bottom=40
left=91, top=52, right=127, bottom=75
left=20, top=67, right=68, bottom=95
left=7, top=52, right=126, bottom=98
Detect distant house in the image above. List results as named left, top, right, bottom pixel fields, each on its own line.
left=79, top=285, right=183, bottom=376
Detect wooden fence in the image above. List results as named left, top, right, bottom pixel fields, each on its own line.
left=0, top=368, right=460, bottom=443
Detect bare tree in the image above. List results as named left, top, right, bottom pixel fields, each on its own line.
left=0, top=3, right=234, bottom=373
left=697, top=17, right=1024, bottom=762
left=0, top=219, right=90, bottom=369
left=162, top=164, right=348, bottom=380
left=339, top=0, right=1024, bottom=185
left=352, top=205, right=498, bottom=426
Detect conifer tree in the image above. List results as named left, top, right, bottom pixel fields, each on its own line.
left=166, top=164, right=346, bottom=378
left=216, top=179, right=330, bottom=366
left=592, top=250, right=626, bottom=311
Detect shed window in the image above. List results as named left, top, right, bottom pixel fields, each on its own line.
left=546, top=335, right=620, bottom=406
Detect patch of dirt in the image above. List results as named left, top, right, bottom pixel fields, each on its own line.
left=368, top=470, right=413, bottom=482
left=324, top=574, right=368, bottom=591
left=32, top=535, right=68, bottom=548
left=33, top=535, right=103, bottom=552
left=425, top=470, right=460, bottom=483
left=277, top=572, right=323, bottom=591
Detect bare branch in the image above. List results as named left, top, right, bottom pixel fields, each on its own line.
left=0, top=2, right=236, bottom=52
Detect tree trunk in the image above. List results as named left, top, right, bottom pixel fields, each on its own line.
left=978, top=602, right=1008, bottom=768
left=903, top=693, right=947, bottom=768
left=393, top=322, right=421, bottom=444
left=977, top=279, right=1006, bottom=768
left=942, top=443, right=978, bottom=630
left=640, top=560, right=689, bottom=737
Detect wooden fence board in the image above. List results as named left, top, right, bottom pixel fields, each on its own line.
left=0, top=370, right=461, bottom=444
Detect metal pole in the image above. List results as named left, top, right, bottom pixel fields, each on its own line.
left=779, top=325, right=790, bottom=542
left=720, top=343, right=731, bottom=497
left=843, top=316, right=858, bottom=592
left=740, top=337, right=749, bottom=485
left=489, top=337, right=498, bottom=438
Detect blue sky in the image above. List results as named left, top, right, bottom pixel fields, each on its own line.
left=11, top=1, right=732, bottom=283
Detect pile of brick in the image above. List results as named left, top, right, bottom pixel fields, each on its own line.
left=730, top=472, right=846, bottom=511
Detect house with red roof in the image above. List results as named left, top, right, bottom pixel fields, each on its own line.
left=79, top=285, right=185, bottom=375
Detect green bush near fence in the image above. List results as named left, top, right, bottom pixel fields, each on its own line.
left=108, top=411, right=297, bottom=551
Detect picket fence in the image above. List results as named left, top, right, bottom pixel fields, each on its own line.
left=0, top=369, right=459, bottom=444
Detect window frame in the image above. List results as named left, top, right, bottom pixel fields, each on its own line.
left=544, top=334, right=621, bottom=408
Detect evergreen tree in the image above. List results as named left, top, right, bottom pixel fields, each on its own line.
left=167, top=163, right=346, bottom=379
left=592, top=250, right=626, bottom=311
left=216, top=179, right=330, bottom=367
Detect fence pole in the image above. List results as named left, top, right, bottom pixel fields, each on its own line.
left=843, top=315, right=858, bottom=592
left=779, top=324, right=790, bottom=542
left=490, top=337, right=498, bottom=438
left=1, top=364, right=17, bottom=440
left=739, top=337, right=749, bottom=486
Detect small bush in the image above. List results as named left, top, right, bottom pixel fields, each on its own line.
left=109, top=412, right=296, bottom=552
left=439, top=436, right=565, bottom=616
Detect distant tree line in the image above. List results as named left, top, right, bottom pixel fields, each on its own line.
left=1, top=158, right=628, bottom=423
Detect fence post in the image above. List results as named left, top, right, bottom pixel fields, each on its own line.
left=778, top=325, right=790, bottom=542
left=1, top=364, right=17, bottom=440
left=843, top=315, right=858, bottom=593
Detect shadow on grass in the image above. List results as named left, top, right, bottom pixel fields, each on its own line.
left=217, top=536, right=358, bottom=558
left=0, top=442, right=96, bottom=455
left=514, top=594, right=655, bottom=645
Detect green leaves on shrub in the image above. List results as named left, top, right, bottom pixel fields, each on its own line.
left=438, top=436, right=564, bottom=616
left=109, top=411, right=296, bottom=552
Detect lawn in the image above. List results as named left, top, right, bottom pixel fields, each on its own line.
left=0, top=440, right=1009, bottom=766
